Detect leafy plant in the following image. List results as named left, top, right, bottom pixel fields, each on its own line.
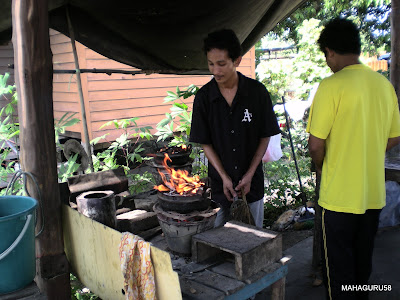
left=272, top=0, right=391, bottom=54
left=55, top=112, right=80, bottom=147
left=0, top=73, right=82, bottom=192
left=91, top=117, right=155, bottom=194
left=58, top=153, right=81, bottom=183
left=259, top=19, right=331, bottom=103
left=263, top=120, right=316, bottom=211
left=155, top=85, right=209, bottom=179
left=70, top=273, right=98, bottom=300
left=155, top=84, right=199, bottom=146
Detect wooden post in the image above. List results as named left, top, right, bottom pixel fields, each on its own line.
left=12, top=1, right=70, bottom=298
left=392, top=0, right=400, bottom=99
left=66, top=7, right=94, bottom=172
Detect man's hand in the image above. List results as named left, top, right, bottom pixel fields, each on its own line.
left=222, top=177, right=237, bottom=201
left=235, top=174, right=252, bottom=196
left=201, top=143, right=237, bottom=201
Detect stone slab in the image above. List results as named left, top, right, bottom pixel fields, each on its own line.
left=192, top=221, right=282, bottom=281
left=116, top=210, right=159, bottom=234
left=134, top=194, right=158, bottom=211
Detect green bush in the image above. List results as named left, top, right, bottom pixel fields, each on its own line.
left=263, top=120, right=316, bottom=214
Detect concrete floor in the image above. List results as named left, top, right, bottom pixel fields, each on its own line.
left=256, top=225, right=400, bottom=300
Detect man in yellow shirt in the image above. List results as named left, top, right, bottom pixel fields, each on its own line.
left=307, top=18, right=400, bottom=300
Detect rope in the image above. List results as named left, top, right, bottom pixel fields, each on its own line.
left=6, top=170, right=45, bottom=237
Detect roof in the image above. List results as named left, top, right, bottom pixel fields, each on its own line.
left=0, top=0, right=305, bottom=74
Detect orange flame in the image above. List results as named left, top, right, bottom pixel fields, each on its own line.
left=154, top=153, right=204, bottom=195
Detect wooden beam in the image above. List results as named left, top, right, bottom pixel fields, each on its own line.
left=391, top=0, right=400, bottom=100
left=11, top=1, right=70, bottom=298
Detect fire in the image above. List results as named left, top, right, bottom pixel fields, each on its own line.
left=154, top=153, right=204, bottom=195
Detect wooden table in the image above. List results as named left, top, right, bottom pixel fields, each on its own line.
left=385, top=157, right=400, bottom=182
left=150, top=235, right=289, bottom=300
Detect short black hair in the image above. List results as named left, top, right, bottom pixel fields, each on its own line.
left=203, top=29, right=242, bottom=61
left=318, top=18, right=361, bottom=55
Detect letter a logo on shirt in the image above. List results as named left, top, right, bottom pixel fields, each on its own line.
left=242, top=109, right=252, bottom=122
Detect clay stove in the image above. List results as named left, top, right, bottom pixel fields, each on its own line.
left=153, top=152, right=219, bottom=255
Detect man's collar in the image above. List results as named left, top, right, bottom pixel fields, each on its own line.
left=210, top=72, right=248, bottom=102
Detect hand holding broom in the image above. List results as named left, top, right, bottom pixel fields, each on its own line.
left=230, top=188, right=255, bottom=226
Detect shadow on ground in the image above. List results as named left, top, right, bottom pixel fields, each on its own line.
left=256, top=225, right=400, bottom=299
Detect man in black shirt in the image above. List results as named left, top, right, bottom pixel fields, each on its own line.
left=190, top=29, right=280, bottom=227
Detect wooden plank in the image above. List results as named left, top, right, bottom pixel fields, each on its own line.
left=86, top=59, right=133, bottom=70
left=53, top=52, right=74, bottom=64
left=54, top=110, right=81, bottom=119
left=62, top=205, right=182, bottom=300
left=90, top=105, right=174, bottom=122
left=87, top=76, right=209, bottom=91
left=53, top=101, right=79, bottom=112
left=49, top=30, right=70, bottom=43
left=53, top=62, right=76, bottom=70
left=12, top=0, right=70, bottom=297
left=180, top=277, right=225, bottom=300
left=91, top=115, right=160, bottom=131
left=53, top=73, right=78, bottom=83
left=0, top=57, right=13, bottom=66
left=191, top=270, right=245, bottom=296
left=53, top=82, right=78, bottom=92
left=224, top=265, right=288, bottom=300
left=151, top=247, right=182, bottom=300
left=0, top=49, right=13, bottom=58
left=86, top=72, right=208, bottom=81
left=50, top=42, right=72, bottom=55
left=88, top=87, right=196, bottom=102
left=90, top=97, right=193, bottom=111
left=52, top=92, right=78, bottom=103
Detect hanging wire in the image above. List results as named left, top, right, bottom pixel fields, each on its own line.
left=6, top=170, right=45, bottom=237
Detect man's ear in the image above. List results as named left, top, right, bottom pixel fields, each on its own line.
left=234, top=56, right=242, bottom=67
left=325, top=47, right=335, bottom=58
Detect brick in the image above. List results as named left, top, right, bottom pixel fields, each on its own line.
left=116, top=210, right=159, bottom=234
left=134, top=194, right=158, bottom=211
left=192, top=221, right=282, bottom=281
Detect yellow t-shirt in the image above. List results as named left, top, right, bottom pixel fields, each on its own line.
left=307, top=64, right=400, bottom=214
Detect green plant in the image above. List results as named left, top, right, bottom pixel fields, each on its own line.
left=0, top=73, right=82, bottom=192
left=58, top=153, right=81, bottom=183
left=155, top=85, right=209, bottom=178
left=0, top=73, right=21, bottom=195
left=55, top=112, right=80, bottom=148
left=92, top=117, right=155, bottom=194
left=155, top=84, right=199, bottom=146
left=190, top=146, right=208, bottom=179
left=70, top=273, right=98, bottom=300
left=263, top=120, right=316, bottom=211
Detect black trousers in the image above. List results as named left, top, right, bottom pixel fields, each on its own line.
left=321, top=208, right=381, bottom=300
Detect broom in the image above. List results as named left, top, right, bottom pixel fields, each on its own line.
left=230, top=188, right=255, bottom=226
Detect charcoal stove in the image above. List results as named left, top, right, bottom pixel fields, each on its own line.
left=157, top=187, right=211, bottom=213
left=152, top=151, right=219, bottom=255
left=153, top=201, right=219, bottom=255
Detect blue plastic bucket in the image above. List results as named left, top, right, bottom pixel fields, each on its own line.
left=0, top=196, right=38, bottom=294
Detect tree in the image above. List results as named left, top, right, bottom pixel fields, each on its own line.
left=258, top=19, right=331, bottom=103
left=272, top=0, right=391, bottom=54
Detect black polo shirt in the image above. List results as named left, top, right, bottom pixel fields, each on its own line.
left=190, top=72, right=280, bottom=208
